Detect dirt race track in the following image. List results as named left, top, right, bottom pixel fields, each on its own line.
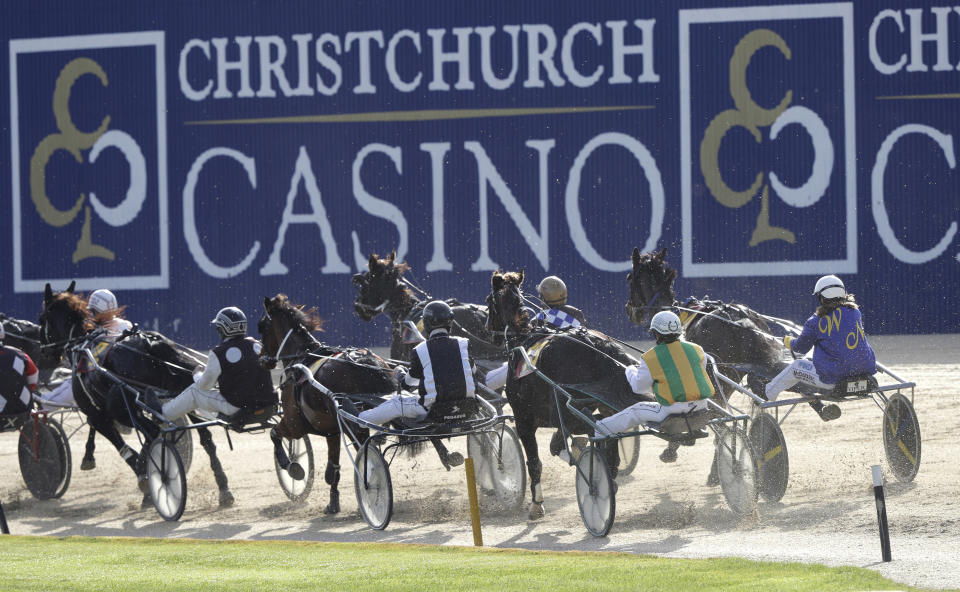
left=2, top=334, right=958, bottom=590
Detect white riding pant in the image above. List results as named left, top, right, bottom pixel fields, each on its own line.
left=42, top=380, right=76, bottom=410
left=595, top=399, right=710, bottom=437
left=162, top=384, right=239, bottom=422
left=765, top=358, right=834, bottom=401
left=484, top=363, right=508, bottom=391
left=358, top=393, right=431, bottom=425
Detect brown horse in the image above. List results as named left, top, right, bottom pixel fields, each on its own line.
left=352, top=252, right=506, bottom=373
left=259, top=294, right=397, bottom=515
left=485, top=270, right=647, bottom=519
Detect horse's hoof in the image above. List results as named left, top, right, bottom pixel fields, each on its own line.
left=140, top=493, right=152, bottom=510
left=80, top=457, right=96, bottom=471
left=287, top=462, right=305, bottom=481
left=137, top=474, right=150, bottom=494
left=659, top=448, right=678, bottom=463
left=219, top=491, right=235, bottom=508
left=446, top=452, right=464, bottom=467
left=528, top=503, right=545, bottom=520
left=706, top=472, right=720, bottom=487
left=323, top=502, right=340, bottom=515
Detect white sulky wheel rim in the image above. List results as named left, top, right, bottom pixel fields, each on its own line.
left=275, top=435, right=315, bottom=502
left=147, top=438, right=187, bottom=522
left=467, top=432, right=496, bottom=494
left=617, top=435, right=640, bottom=477
left=575, top=446, right=616, bottom=537
left=490, top=425, right=526, bottom=511
left=354, top=445, right=393, bottom=530
left=716, top=427, right=759, bottom=515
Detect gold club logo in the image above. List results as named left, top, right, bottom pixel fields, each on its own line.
left=699, top=29, right=834, bottom=247
left=30, top=57, right=148, bottom=264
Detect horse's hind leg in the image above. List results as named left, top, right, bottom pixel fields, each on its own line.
left=81, top=426, right=97, bottom=470
left=430, top=438, right=464, bottom=471
left=323, top=435, right=341, bottom=515
left=197, top=427, right=233, bottom=507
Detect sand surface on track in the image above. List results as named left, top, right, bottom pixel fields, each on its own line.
left=2, top=334, right=958, bottom=590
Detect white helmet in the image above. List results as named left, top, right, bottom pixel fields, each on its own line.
left=88, top=289, right=118, bottom=314
left=650, top=310, right=683, bottom=337
left=813, top=275, right=846, bottom=299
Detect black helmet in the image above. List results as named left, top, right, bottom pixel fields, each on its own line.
left=212, top=306, right=247, bottom=340
left=422, top=300, right=454, bottom=334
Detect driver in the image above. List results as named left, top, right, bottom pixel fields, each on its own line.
left=593, top=310, right=714, bottom=464
left=531, top=276, right=586, bottom=329
left=761, top=275, right=876, bottom=422
left=146, top=307, right=276, bottom=421
left=0, top=323, right=39, bottom=419
left=357, top=301, right=476, bottom=439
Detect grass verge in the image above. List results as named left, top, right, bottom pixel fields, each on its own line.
left=0, top=535, right=928, bottom=592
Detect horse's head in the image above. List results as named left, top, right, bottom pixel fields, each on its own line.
left=259, top=294, right=324, bottom=368
left=353, top=251, right=412, bottom=321
left=625, top=247, right=677, bottom=326
left=39, top=281, right=89, bottom=352
left=486, top=270, right=529, bottom=334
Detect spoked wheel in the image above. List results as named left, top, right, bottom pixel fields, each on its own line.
left=18, top=419, right=67, bottom=500
left=575, top=446, right=616, bottom=537
left=748, top=413, right=789, bottom=502
left=47, top=418, right=72, bottom=499
left=617, top=435, right=640, bottom=477
left=172, top=417, right=193, bottom=475
left=275, top=435, right=315, bottom=502
left=882, top=393, right=921, bottom=482
left=715, top=426, right=759, bottom=515
left=145, top=438, right=187, bottom=522
left=354, top=443, right=392, bottom=530
left=468, top=425, right=526, bottom=511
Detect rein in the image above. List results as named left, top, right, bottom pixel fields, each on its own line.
left=673, top=304, right=785, bottom=346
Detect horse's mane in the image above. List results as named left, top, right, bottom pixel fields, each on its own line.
left=91, top=307, right=128, bottom=326
left=269, top=293, right=324, bottom=332
left=51, top=292, right=94, bottom=331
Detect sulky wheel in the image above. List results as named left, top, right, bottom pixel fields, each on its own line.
left=18, top=419, right=64, bottom=500
left=882, top=393, right=921, bottom=482
left=617, top=435, right=640, bottom=477
left=146, top=438, right=187, bottom=522
left=46, top=417, right=72, bottom=499
left=354, top=443, right=393, bottom=530
left=748, top=413, right=789, bottom=502
left=172, top=417, right=193, bottom=475
left=489, top=425, right=526, bottom=511
left=275, top=435, right=315, bottom=502
left=575, top=445, right=616, bottom=537
left=715, top=426, right=759, bottom=515
left=467, top=432, right=496, bottom=494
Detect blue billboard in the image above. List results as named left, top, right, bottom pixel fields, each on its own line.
left=2, top=1, right=958, bottom=348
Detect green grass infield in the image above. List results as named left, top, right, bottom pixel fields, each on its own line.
left=0, top=535, right=930, bottom=592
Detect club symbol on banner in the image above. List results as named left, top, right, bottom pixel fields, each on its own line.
left=699, top=29, right=834, bottom=247
left=29, top=57, right=148, bottom=264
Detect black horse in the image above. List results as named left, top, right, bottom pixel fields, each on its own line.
left=259, top=293, right=399, bottom=515
left=2, top=303, right=102, bottom=470
left=486, top=270, right=648, bottom=519
left=626, top=247, right=783, bottom=378
left=39, top=284, right=236, bottom=505
left=352, top=252, right=505, bottom=372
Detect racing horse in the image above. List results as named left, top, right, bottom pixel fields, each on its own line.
left=39, top=285, right=236, bottom=505
left=2, top=305, right=102, bottom=470
left=260, top=294, right=397, bottom=514
left=352, top=252, right=505, bottom=373
left=486, top=270, right=649, bottom=519
left=261, top=293, right=466, bottom=514
left=625, top=247, right=783, bottom=376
